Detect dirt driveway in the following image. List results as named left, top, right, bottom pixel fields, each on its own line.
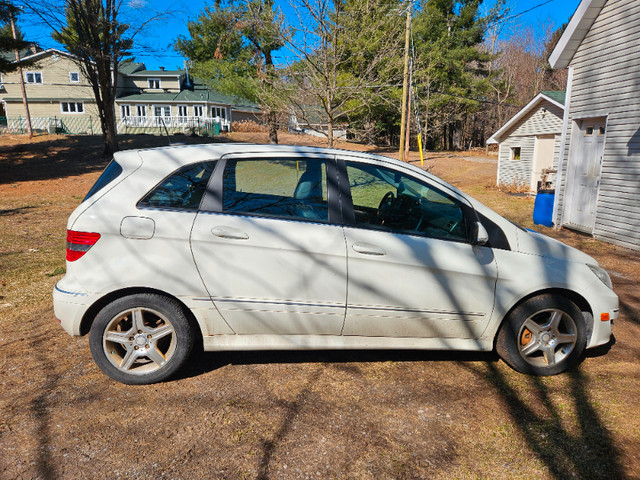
left=1, top=133, right=639, bottom=479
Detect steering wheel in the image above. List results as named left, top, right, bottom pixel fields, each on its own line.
left=377, top=191, right=395, bottom=225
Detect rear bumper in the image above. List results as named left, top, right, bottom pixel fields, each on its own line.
left=53, top=283, right=94, bottom=336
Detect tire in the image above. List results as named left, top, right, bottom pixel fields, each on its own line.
left=89, top=293, right=195, bottom=385
left=496, top=294, right=586, bottom=376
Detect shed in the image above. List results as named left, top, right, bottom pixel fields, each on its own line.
left=487, top=91, right=565, bottom=192
left=549, top=0, right=640, bottom=251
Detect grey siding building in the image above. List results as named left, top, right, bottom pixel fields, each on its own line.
left=550, top=0, right=640, bottom=251
left=488, top=92, right=565, bottom=192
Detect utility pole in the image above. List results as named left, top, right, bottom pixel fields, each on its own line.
left=398, top=2, right=411, bottom=162
left=404, top=59, right=412, bottom=161
left=10, top=11, right=32, bottom=139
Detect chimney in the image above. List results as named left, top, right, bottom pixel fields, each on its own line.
left=159, top=66, right=165, bottom=71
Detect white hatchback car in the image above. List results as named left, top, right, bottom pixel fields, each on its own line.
left=53, top=144, right=617, bottom=384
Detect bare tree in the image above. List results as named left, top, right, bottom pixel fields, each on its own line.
left=282, top=0, right=403, bottom=147
left=20, top=0, right=166, bottom=154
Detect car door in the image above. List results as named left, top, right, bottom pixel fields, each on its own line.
left=340, top=158, right=498, bottom=339
left=190, top=154, right=347, bottom=335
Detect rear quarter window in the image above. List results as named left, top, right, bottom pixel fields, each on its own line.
left=83, top=160, right=123, bottom=201
left=138, top=161, right=215, bottom=211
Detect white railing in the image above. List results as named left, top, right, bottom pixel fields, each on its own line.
left=118, top=115, right=231, bottom=131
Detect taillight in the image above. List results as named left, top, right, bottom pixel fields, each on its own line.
left=66, top=230, right=101, bottom=262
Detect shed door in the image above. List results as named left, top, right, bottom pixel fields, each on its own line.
left=563, top=118, right=606, bottom=232
left=531, top=135, right=555, bottom=191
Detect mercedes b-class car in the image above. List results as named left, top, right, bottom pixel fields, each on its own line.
left=53, top=144, right=618, bottom=384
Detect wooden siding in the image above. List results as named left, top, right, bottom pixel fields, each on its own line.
left=130, top=77, right=181, bottom=92
left=496, top=101, right=563, bottom=189
left=556, top=0, right=640, bottom=250
left=231, top=110, right=263, bottom=124
left=3, top=100, right=99, bottom=118
left=1, top=53, right=92, bottom=102
left=1, top=52, right=99, bottom=119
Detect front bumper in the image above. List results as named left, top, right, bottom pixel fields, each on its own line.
left=585, top=281, right=618, bottom=349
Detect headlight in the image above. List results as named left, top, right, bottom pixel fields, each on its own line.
left=588, top=264, right=613, bottom=290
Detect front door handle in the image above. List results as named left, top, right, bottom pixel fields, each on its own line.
left=211, top=226, right=249, bottom=240
left=352, top=242, right=386, bottom=256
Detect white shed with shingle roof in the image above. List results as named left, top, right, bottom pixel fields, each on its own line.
left=488, top=91, right=565, bottom=192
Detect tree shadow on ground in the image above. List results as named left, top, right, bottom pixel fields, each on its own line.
left=0, top=134, right=223, bottom=185
left=465, top=362, right=626, bottom=479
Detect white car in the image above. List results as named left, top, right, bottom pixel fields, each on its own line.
left=53, top=144, right=618, bottom=384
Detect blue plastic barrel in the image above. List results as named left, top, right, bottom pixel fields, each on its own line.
left=533, top=190, right=555, bottom=227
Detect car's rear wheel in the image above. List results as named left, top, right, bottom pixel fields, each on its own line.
left=89, top=293, right=194, bottom=385
left=496, top=294, right=586, bottom=375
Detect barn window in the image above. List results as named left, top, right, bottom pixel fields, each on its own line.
left=585, top=126, right=594, bottom=136
left=510, top=147, right=521, bottom=161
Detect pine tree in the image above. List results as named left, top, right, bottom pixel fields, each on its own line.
left=175, top=0, right=285, bottom=143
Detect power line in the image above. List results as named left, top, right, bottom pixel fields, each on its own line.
left=503, top=0, right=555, bottom=23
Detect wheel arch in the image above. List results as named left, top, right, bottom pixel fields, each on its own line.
left=79, top=287, right=204, bottom=346
left=491, top=288, right=594, bottom=350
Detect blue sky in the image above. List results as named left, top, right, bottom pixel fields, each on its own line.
left=17, top=0, right=582, bottom=71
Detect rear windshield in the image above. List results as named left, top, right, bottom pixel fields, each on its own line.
left=83, top=160, right=123, bottom=202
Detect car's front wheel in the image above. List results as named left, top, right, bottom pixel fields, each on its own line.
left=89, top=293, right=195, bottom=385
left=496, top=294, right=586, bottom=375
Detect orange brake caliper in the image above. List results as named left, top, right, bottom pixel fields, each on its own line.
left=520, top=328, right=533, bottom=346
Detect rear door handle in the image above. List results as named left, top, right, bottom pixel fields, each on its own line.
left=352, top=242, right=386, bottom=256
left=211, top=226, right=249, bottom=240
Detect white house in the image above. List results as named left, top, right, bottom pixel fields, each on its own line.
left=488, top=91, right=565, bottom=192
left=549, top=0, right=640, bottom=251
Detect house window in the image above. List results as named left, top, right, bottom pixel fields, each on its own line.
left=212, top=106, right=226, bottom=119
left=194, top=105, right=204, bottom=118
left=178, top=105, right=188, bottom=117
left=69, top=72, right=80, bottom=83
left=26, top=72, right=43, bottom=84
left=510, top=147, right=521, bottom=161
left=136, top=105, right=147, bottom=117
left=61, top=102, right=84, bottom=114
left=154, top=105, right=171, bottom=126
left=121, top=105, right=131, bottom=117
left=154, top=105, right=171, bottom=117
left=148, top=78, right=161, bottom=89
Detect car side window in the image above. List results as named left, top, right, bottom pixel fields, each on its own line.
left=346, top=161, right=468, bottom=241
left=223, top=158, right=329, bottom=221
left=139, top=161, right=215, bottom=210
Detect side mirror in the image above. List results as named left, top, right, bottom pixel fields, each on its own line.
left=473, top=222, right=489, bottom=246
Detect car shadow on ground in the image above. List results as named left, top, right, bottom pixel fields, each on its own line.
left=177, top=348, right=501, bottom=381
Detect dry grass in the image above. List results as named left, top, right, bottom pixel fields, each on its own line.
left=1, top=132, right=639, bottom=479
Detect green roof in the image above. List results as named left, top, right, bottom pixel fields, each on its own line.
left=541, top=91, right=566, bottom=105
left=116, top=77, right=260, bottom=110
left=118, top=62, right=145, bottom=75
